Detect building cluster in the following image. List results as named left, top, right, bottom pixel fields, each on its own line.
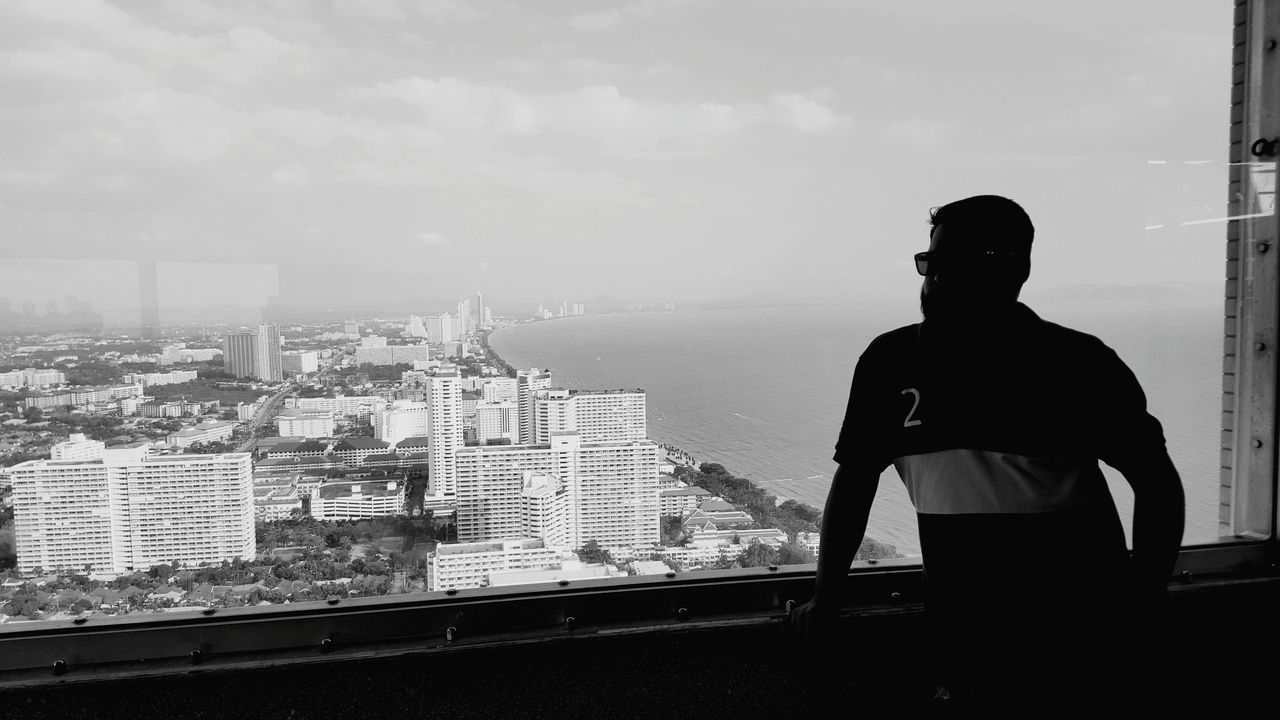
left=23, top=384, right=144, bottom=411
left=4, top=300, right=797, bottom=609
left=534, top=302, right=587, bottom=320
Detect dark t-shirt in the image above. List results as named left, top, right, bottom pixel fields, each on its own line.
left=833, top=303, right=1165, bottom=686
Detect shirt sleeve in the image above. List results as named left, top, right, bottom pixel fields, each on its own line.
left=1092, top=344, right=1168, bottom=473
left=833, top=343, right=893, bottom=474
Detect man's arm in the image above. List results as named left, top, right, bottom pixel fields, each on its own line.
left=1095, top=345, right=1185, bottom=598
left=788, top=462, right=879, bottom=637
left=1117, top=450, right=1185, bottom=599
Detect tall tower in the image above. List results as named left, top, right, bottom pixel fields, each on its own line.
left=516, top=368, right=552, bottom=444
left=223, top=332, right=257, bottom=379
left=425, top=368, right=462, bottom=496
left=475, top=291, right=484, bottom=329
left=256, top=324, right=283, bottom=382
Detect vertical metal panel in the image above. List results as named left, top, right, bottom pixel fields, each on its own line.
left=1224, top=0, right=1279, bottom=540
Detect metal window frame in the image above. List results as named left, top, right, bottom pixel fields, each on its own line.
left=1223, top=0, right=1280, bottom=540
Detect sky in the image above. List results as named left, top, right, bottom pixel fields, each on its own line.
left=0, top=0, right=1234, bottom=317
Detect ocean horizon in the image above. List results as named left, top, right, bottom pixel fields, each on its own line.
left=490, top=299, right=1224, bottom=556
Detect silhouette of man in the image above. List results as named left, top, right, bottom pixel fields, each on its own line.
left=788, top=195, right=1185, bottom=705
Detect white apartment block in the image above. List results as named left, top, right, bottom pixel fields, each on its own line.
left=123, top=370, right=198, bottom=387
left=282, top=351, right=319, bottom=375
left=425, top=369, right=462, bottom=496
left=275, top=409, right=335, bottom=439
left=0, top=368, right=67, bottom=387
left=475, top=400, right=518, bottom=443
left=516, top=368, right=552, bottom=444
left=24, top=384, right=143, bottom=410
left=426, top=538, right=561, bottom=592
left=355, top=345, right=433, bottom=366
left=482, top=377, right=518, bottom=403
left=50, top=433, right=105, bottom=462
left=293, top=395, right=386, bottom=420
left=166, top=420, right=236, bottom=448
left=373, top=400, right=429, bottom=444
left=454, top=433, right=660, bottom=549
left=533, top=389, right=647, bottom=444
left=313, top=479, right=405, bottom=520
left=659, top=486, right=712, bottom=517
left=8, top=447, right=255, bottom=576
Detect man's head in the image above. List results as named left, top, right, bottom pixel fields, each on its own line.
left=918, top=195, right=1034, bottom=323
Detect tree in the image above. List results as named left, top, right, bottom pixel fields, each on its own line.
left=22, top=406, right=42, bottom=422
left=738, top=541, right=779, bottom=568
left=577, top=540, right=612, bottom=565
left=0, top=528, right=15, bottom=570
left=3, top=589, right=44, bottom=619
left=776, top=541, right=816, bottom=565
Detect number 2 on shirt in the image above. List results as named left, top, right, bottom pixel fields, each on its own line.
left=901, top=388, right=923, bottom=427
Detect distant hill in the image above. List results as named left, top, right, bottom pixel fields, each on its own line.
left=1027, top=282, right=1220, bottom=304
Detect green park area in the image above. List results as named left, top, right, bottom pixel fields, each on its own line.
left=146, top=380, right=264, bottom=406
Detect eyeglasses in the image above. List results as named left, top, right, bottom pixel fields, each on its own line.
left=914, top=250, right=1021, bottom=276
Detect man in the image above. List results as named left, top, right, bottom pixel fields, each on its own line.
left=788, top=195, right=1185, bottom=704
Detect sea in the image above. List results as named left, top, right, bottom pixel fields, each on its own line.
left=489, top=298, right=1224, bottom=557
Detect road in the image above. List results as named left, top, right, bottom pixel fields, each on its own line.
left=235, top=384, right=293, bottom=453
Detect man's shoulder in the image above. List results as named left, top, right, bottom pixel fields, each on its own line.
left=1025, top=307, right=1116, bottom=357
left=864, top=323, right=921, bottom=356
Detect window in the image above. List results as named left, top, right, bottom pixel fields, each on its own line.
left=0, top=1, right=1275, bottom=674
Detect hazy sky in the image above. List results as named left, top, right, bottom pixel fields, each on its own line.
left=0, top=0, right=1232, bottom=314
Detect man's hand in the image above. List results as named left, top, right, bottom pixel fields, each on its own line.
left=787, top=597, right=838, bottom=640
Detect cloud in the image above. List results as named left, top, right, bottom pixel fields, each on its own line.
left=569, top=0, right=696, bottom=31
left=417, top=232, right=450, bottom=246
left=269, top=162, right=310, bottom=185
left=359, top=76, right=748, bottom=149
left=570, top=9, right=624, bottom=31
left=771, top=94, right=839, bottom=133
left=331, top=0, right=407, bottom=22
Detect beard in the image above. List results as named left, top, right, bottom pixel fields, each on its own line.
left=920, top=284, right=1015, bottom=328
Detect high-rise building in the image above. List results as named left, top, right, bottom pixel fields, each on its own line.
left=456, top=299, right=472, bottom=337
left=406, top=315, right=428, bottom=338
left=483, top=306, right=492, bottom=327
left=425, top=368, right=462, bottom=496
left=533, top=389, right=647, bottom=444
left=426, top=313, right=454, bottom=344
left=373, top=400, right=429, bottom=445
left=475, top=291, right=484, bottom=329
left=223, top=332, right=257, bottom=379
left=256, top=324, right=283, bottom=382
left=9, top=447, right=254, bottom=575
left=454, top=433, right=660, bottom=549
left=343, top=321, right=360, bottom=336
left=516, top=368, right=552, bottom=444
left=475, top=400, right=518, bottom=443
